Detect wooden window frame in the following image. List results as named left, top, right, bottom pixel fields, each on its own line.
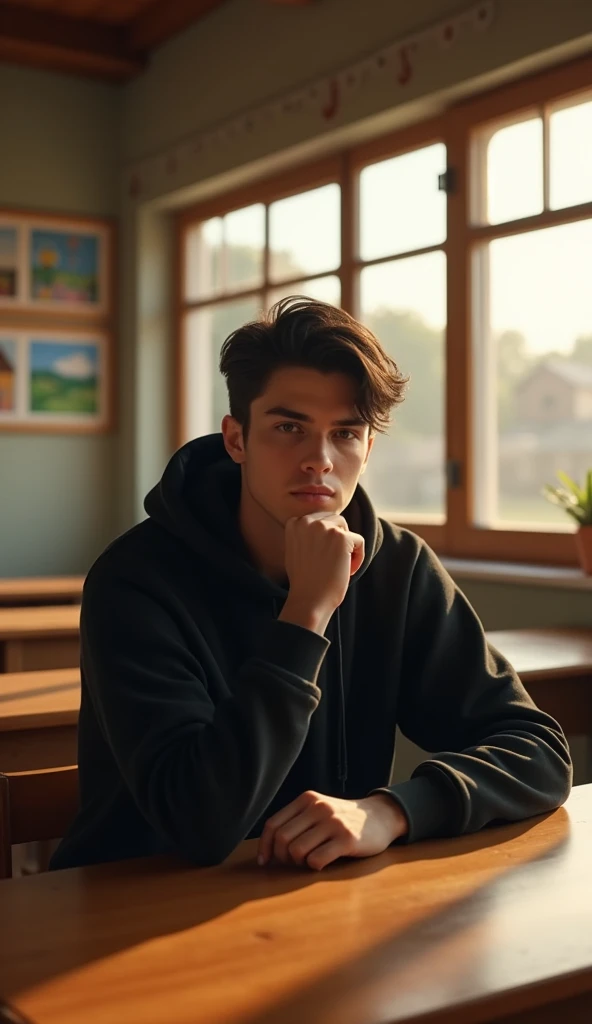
left=444, top=54, right=592, bottom=566
left=176, top=54, right=592, bottom=567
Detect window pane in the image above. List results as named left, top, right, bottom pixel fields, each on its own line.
left=184, top=205, right=264, bottom=301
left=185, top=217, right=223, bottom=301
left=550, top=99, right=592, bottom=210
left=359, top=144, right=446, bottom=261
left=474, top=220, right=592, bottom=528
left=486, top=118, right=543, bottom=224
left=267, top=275, right=341, bottom=310
left=225, top=204, right=265, bottom=291
left=269, top=184, right=340, bottom=282
left=183, top=297, right=260, bottom=440
left=360, top=252, right=446, bottom=519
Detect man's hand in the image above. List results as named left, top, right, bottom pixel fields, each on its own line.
left=257, top=791, right=409, bottom=871
left=279, top=514, right=365, bottom=636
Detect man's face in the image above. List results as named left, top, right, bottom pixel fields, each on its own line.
left=223, top=366, right=374, bottom=526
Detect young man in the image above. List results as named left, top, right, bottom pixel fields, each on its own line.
left=51, top=298, right=571, bottom=872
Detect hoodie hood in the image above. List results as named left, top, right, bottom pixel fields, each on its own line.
left=144, top=433, right=384, bottom=598
left=145, top=434, right=384, bottom=796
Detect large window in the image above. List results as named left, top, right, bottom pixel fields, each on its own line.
left=472, top=100, right=592, bottom=536
left=179, top=171, right=341, bottom=438
left=178, top=57, right=592, bottom=566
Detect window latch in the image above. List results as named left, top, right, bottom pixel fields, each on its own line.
left=446, top=458, right=462, bottom=489
left=438, top=168, right=457, bottom=194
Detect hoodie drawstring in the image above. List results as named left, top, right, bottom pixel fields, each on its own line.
left=273, top=597, right=349, bottom=796
left=335, top=607, right=348, bottom=795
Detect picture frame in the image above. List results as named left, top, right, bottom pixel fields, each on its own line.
left=0, top=212, right=112, bottom=317
left=0, top=329, right=112, bottom=433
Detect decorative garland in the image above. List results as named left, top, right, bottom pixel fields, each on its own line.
left=127, top=0, right=495, bottom=201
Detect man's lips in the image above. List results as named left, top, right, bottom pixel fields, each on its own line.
left=289, top=488, right=336, bottom=504
left=290, top=487, right=336, bottom=496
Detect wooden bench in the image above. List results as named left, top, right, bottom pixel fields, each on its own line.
left=487, top=627, right=592, bottom=738
left=0, top=605, right=80, bottom=672
left=0, top=576, right=84, bottom=607
left=0, top=667, right=80, bottom=772
left=0, top=626, right=588, bottom=772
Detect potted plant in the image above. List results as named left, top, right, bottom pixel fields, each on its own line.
left=542, top=469, right=592, bottom=574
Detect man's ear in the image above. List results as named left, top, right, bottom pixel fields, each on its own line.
left=222, top=415, right=246, bottom=464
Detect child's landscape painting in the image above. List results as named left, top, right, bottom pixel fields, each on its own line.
left=0, top=338, right=17, bottom=412
left=30, top=229, right=100, bottom=307
left=29, top=339, right=99, bottom=415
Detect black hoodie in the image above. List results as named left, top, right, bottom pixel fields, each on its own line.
left=50, top=434, right=572, bottom=870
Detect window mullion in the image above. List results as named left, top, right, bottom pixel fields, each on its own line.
left=340, top=150, right=355, bottom=315
left=543, top=105, right=551, bottom=212
left=262, top=203, right=271, bottom=307
left=444, top=120, right=472, bottom=556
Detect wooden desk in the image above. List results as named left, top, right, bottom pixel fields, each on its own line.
left=0, top=668, right=80, bottom=772
left=0, top=785, right=590, bottom=1024
left=0, top=606, right=80, bottom=673
left=0, top=576, right=83, bottom=607
left=487, top=628, right=592, bottom=737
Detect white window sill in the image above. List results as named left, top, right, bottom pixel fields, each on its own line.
left=441, top=558, right=592, bottom=590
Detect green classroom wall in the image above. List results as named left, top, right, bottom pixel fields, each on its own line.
left=122, top=0, right=592, bottom=170
left=0, top=64, right=120, bottom=576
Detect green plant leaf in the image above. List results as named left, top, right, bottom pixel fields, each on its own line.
left=542, top=471, right=592, bottom=525
left=568, top=507, right=587, bottom=525
left=542, top=485, right=577, bottom=507
left=556, top=470, right=585, bottom=502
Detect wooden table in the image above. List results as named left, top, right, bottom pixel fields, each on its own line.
left=0, top=606, right=80, bottom=673
left=1, top=785, right=591, bottom=1024
left=0, top=577, right=83, bottom=607
left=0, top=668, right=80, bottom=772
left=487, top=628, right=592, bottom=737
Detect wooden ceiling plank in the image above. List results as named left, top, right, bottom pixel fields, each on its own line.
left=9, top=0, right=109, bottom=16
left=47, top=0, right=108, bottom=17
left=0, top=1, right=143, bottom=79
left=130, top=0, right=227, bottom=53
left=9, top=0, right=56, bottom=11
left=89, top=0, right=155, bottom=24
left=51, top=0, right=153, bottom=24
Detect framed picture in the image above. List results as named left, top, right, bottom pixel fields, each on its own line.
left=0, top=212, right=112, bottom=316
left=0, top=329, right=112, bottom=433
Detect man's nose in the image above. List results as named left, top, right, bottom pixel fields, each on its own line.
left=300, top=439, right=334, bottom=475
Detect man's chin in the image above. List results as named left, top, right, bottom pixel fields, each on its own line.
left=285, top=494, right=342, bottom=517
left=288, top=493, right=333, bottom=509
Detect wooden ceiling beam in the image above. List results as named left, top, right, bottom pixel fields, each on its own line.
left=129, top=0, right=228, bottom=53
left=0, top=2, right=144, bottom=80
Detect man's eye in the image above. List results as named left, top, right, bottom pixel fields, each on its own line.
left=277, top=422, right=300, bottom=433
left=334, top=430, right=356, bottom=440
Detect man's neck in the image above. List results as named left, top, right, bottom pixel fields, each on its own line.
left=238, top=478, right=287, bottom=585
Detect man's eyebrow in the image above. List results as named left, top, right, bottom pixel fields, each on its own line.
left=264, top=405, right=366, bottom=427
left=264, top=406, right=312, bottom=422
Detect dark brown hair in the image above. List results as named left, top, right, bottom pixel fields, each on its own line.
left=219, top=296, right=408, bottom=435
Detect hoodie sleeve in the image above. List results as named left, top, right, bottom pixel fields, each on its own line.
left=372, top=541, right=572, bottom=844
left=80, top=568, right=329, bottom=865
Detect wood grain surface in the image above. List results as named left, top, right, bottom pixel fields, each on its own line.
left=0, top=786, right=590, bottom=1024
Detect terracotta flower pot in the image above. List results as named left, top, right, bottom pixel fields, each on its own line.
left=575, top=525, right=592, bottom=575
